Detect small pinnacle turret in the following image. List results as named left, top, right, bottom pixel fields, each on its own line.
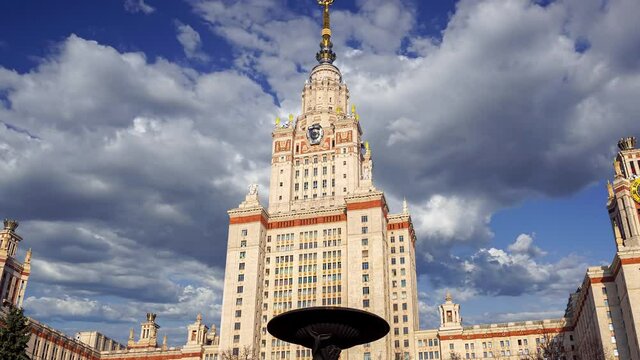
left=316, top=0, right=336, bottom=64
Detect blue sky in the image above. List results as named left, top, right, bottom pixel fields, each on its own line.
left=1, top=0, right=639, bottom=346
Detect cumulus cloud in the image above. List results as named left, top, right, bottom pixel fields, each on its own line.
left=0, top=34, right=274, bottom=343
left=425, top=234, right=588, bottom=298
left=124, top=0, right=155, bottom=14
left=175, top=22, right=209, bottom=61
left=508, top=233, right=547, bottom=257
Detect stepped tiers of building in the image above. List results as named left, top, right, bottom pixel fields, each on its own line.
left=1, top=0, right=639, bottom=359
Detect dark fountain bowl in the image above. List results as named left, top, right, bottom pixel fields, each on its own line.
left=268, top=306, right=390, bottom=359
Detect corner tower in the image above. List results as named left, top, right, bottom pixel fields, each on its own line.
left=604, top=136, right=640, bottom=358
left=0, top=219, right=31, bottom=308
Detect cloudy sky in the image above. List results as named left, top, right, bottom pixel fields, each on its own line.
left=1, top=0, right=639, bottom=346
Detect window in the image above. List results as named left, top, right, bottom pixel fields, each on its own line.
left=399, top=235, right=404, bottom=242
left=234, top=323, right=241, bottom=330
left=236, top=298, right=243, bottom=305
left=362, top=262, right=369, bottom=270
left=235, top=310, right=242, bottom=317
left=362, top=238, right=368, bottom=246
left=279, top=182, right=283, bottom=187
left=362, top=274, right=369, bottom=282
left=238, top=274, right=244, bottom=281
left=399, top=246, right=405, bottom=253
left=295, top=170, right=299, bottom=178
left=237, top=286, right=243, bottom=293
left=304, top=169, right=309, bottom=177
left=391, top=236, right=395, bottom=243
left=239, top=263, right=245, bottom=270
left=363, top=299, right=370, bottom=307
left=295, top=183, right=299, bottom=191
left=233, top=335, right=240, bottom=343
left=364, top=352, right=371, bottom=360
left=322, top=179, right=327, bottom=188
left=239, top=251, right=246, bottom=259
left=304, top=182, right=308, bottom=190
left=400, top=257, right=405, bottom=264
left=240, top=240, right=247, bottom=247
left=363, top=287, right=370, bottom=295
left=313, top=168, right=318, bottom=176
left=361, top=215, right=368, bottom=222
left=241, top=229, right=248, bottom=236
left=362, top=226, right=368, bottom=234
left=323, top=167, right=327, bottom=175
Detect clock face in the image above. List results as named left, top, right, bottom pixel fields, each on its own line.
left=631, top=177, right=640, bottom=204
left=307, top=124, right=324, bottom=145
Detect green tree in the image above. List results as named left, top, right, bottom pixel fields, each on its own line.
left=0, top=305, right=31, bottom=360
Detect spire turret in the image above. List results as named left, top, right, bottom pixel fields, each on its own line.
left=316, top=0, right=336, bottom=64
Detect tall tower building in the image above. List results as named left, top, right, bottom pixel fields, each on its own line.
left=219, top=2, right=420, bottom=359
left=600, top=136, right=640, bottom=359
left=0, top=218, right=31, bottom=308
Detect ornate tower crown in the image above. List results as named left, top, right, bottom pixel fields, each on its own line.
left=3, top=219, right=18, bottom=231
left=146, top=312, right=157, bottom=322
left=617, top=136, right=637, bottom=151
left=316, top=0, right=336, bottom=64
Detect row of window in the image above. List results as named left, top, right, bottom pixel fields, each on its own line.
left=393, top=327, right=411, bottom=335
left=295, top=154, right=332, bottom=165
left=418, top=351, right=440, bottom=359
left=294, top=165, right=332, bottom=178
left=294, top=179, right=335, bottom=191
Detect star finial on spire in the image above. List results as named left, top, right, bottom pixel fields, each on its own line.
left=402, top=197, right=409, bottom=214
left=316, top=0, right=336, bottom=64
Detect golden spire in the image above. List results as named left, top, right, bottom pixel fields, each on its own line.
left=316, top=0, right=336, bottom=64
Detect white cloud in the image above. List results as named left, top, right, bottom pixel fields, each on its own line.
left=124, top=0, right=155, bottom=14
left=426, top=233, right=588, bottom=298
left=508, top=233, right=547, bottom=257
left=411, top=195, right=494, bottom=246
left=175, top=22, right=209, bottom=61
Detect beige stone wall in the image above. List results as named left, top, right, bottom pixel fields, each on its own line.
left=616, top=250, right=640, bottom=360
left=219, top=206, right=268, bottom=355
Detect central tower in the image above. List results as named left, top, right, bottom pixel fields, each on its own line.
left=220, top=2, right=419, bottom=359
left=269, top=0, right=372, bottom=214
